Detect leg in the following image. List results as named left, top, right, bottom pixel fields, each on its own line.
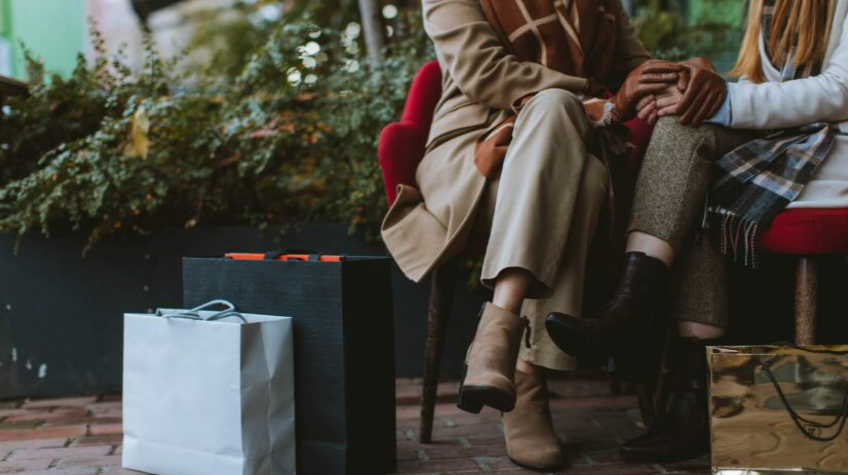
left=628, top=117, right=760, bottom=260
left=472, top=176, right=534, bottom=319
left=627, top=232, right=675, bottom=268
left=502, top=367, right=565, bottom=471
left=493, top=268, right=533, bottom=315
left=419, top=259, right=458, bottom=443
left=504, top=127, right=610, bottom=472
left=621, top=235, right=729, bottom=462
left=481, top=89, right=596, bottom=299
left=520, top=154, right=610, bottom=371
left=547, top=119, right=756, bottom=369
left=678, top=321, right=725, bottom=339
left=460, top=89, right=597, bottom=415
left=794, top=257, right=818, bottom=345
left=542, top=118, right=754, bottom=461
left=630, top=243, right=728, bottom=427
left=671, top=236, right=731, bottom=334
left=472, top=177, right=534, bottom=318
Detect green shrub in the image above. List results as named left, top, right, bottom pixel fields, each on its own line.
left=0, top=7, right=432, bottom=250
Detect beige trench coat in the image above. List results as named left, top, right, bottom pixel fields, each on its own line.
left=382, top=0, right=651, bottom=283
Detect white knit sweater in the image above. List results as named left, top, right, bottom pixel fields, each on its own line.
left=727, top=0, right=848, bottom=208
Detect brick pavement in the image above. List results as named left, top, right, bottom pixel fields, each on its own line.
left=0, top=377, right=710, bottom=474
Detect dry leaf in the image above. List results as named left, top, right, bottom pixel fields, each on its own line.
left=123, top=107, right=151, bottom=159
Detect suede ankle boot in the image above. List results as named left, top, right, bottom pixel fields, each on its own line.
left=458, top=303, right=526, bottom=413
left=619, top=336, right=713, bottom=462
left=503, top=368, right=565, bottom=471
left=545, top=252, right=668, bottom=378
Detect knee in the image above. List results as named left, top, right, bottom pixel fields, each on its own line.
left=532, top=88, right=583, bottom=107
left=652, top=116, right=717, bottom=146
left=653, top=116, right=687, bottom=136
left=642, top=117, right=720, bottom=171
left=524, top=89, right=584, bottom=120
left=517, top=89, right=588, bottom=141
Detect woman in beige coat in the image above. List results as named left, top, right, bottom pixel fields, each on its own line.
left=382, top=0, right=683, bottom=469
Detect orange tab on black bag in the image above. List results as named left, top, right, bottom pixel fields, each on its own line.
left=225, top=250, right=344, bottom=262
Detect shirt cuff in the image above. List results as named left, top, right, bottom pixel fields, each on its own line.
left=704, top=84, right=732, bottom=127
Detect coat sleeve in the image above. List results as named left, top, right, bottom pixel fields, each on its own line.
left=422, top=0, right=589, bottom=110
left=728, top=17, right=848, bottom=130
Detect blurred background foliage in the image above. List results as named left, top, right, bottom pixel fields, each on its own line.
left=635, top=0, right=745, bottom=70
left=0, top=0, right=744, bottom=248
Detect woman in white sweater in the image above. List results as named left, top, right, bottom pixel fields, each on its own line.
left=545, top=0, right=848, bottom=463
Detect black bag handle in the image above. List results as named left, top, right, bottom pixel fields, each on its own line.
left=264, top=249, right=322, bottom=261
left=760, top=342, right=848, bottom=442
left=262, top=249, right=347, bottom=262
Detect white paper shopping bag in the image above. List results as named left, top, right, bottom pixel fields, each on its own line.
left=122, top=300, right=295, bottom=475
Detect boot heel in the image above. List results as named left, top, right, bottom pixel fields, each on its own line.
left=457, top=362, right=484, bottom=413
left=457, top=387, right=485, bottom=413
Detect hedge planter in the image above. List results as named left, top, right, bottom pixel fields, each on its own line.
left=0, top=224, right=843, bottom=399
left=0, top=224, right=487, bottom=399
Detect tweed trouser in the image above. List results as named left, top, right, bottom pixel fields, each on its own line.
left=628, top=118, right=759, bottom=328
left=476, top=89, right=610, bottom=371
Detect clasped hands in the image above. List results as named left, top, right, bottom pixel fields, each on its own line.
left=585, top=58, right=727, bottom=127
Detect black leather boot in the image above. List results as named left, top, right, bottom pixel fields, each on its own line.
left=545, top=252, right=668, bottom=376
left=619, top=336, right=713, bottom=462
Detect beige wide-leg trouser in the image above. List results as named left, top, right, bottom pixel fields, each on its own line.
left=477, top=89, right=611, bottom=371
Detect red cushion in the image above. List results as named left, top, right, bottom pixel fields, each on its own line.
left=401, top=61, right=443, bottom=127
left=623, top=117, right=652, bottom=168
left=378, top=61, right=443, bottom=204
left=759, top=208, right=848, bottom=255
left=378, top=123, right=427, bottom=204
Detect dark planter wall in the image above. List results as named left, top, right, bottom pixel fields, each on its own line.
left=0, top=224, right=487, bottom=399
left=0, top=224, right=844, bottom=399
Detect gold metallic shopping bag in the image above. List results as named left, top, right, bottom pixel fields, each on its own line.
left=709, top=344, right=848, bottom=474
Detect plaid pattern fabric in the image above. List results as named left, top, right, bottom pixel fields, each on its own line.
left=709, top=127, right=834, bottom=266
left=474, top=0, right=619, bottom=179
left=481, top=0, right=618, bottom=94
left=707, top=0, right=834, bottom=267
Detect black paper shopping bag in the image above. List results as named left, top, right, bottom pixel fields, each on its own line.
left=182, top=254, right=396, bottom=475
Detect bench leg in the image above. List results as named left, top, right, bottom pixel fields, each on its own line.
left=419, top=260, right=457, bottom=443
left=794, top=256, right=818, bottom=345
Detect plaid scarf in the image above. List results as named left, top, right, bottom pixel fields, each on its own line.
left=475, top=0, right=619, bottom=179
left=707, top=0, right=834, bottom=267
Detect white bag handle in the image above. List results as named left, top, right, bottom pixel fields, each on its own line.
left=156, top=300, right=247, bottom=323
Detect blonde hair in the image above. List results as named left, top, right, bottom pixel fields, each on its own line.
left=730, top=0, right=832, bottom=83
